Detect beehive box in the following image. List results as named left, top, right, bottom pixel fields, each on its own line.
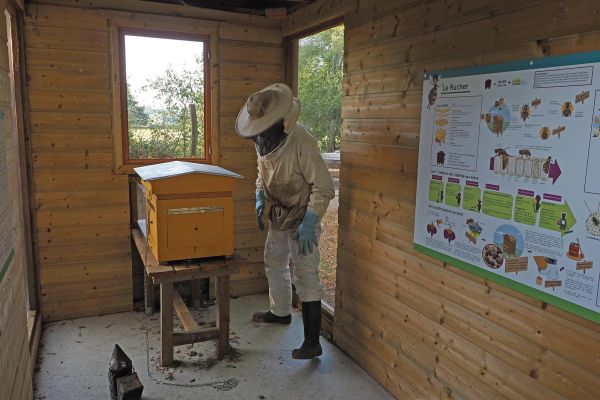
left=134, top=161, right=243, bottom=262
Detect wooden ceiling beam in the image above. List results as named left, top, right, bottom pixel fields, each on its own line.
left=28, top=0, right=282, bottom=27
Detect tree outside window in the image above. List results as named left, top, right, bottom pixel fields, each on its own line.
left=297, top=25, right=344, bottom=153
left=120, top=30, right=210, bottom=163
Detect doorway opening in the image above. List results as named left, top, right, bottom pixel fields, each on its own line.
left=294, top=24, right=344, bottom=310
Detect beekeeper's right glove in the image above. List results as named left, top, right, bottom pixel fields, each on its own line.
left=293, top=211, right=319, bottom=255
left=256, top=190, right=265, bottom=231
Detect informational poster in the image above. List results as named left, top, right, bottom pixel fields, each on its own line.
left=0, top=72, right=14, bottom=284
left=414, top=52, right=600, bottom=323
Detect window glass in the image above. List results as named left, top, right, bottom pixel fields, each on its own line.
left=122, top=32, right=208, bottom=161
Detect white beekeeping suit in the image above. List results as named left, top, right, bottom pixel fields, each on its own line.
left=236, top=83, right=334, bottom=360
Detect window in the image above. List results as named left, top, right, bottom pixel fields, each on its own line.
left=118, top=29, right=211, bottom=164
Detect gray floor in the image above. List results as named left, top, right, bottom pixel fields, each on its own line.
left=33, top=294, right=393, bottom=400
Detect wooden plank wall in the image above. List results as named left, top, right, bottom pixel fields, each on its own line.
left=0, top=1, right=34, bottom=398
left=24, top=4, right=133, bottom=321
left=219, top=23, right=282, bottom=296
left=24, top=1, right=279, bottom=320
left=288, top=1, right=600, bottom=399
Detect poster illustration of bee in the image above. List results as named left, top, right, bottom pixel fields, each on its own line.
left=427, top=74, right=440, bottom=109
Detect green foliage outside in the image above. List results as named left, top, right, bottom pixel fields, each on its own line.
left=297, top=25, right=344, bottom=152
left=127, top=56, right=205, bottom=159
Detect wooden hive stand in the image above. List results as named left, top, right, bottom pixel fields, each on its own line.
left=132, top=228, right=243, bottom=366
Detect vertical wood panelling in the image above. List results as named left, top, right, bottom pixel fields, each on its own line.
left=23, top=3, right=280, bottom=320
left=218, top=27, right=283, bottom=296
left=287, top=1, right=600, bottom=399
left=0, top=2, right=33, bottom=398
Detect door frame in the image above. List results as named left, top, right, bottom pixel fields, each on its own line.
left=5, top=0, right=41, bottom=350
left=282, top=19, right=344, bottom=338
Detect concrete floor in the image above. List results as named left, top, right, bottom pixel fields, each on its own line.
left=33, top=294, right=393, bottom=400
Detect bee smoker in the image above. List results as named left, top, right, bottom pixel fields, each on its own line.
left=108, top=344, right=143, bottom=400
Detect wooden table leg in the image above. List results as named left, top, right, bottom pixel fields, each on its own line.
left=144, top=269, right=154, bottom=316
left=160, top=282, right=174, bottom=367
left=208, top=277, right=216, bottom=301
left=190, top=279, right=202, bottom=309
left=216, top=274, right=230, bottom=359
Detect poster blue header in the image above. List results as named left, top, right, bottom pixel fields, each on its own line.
left=425, top=50, right=600, bottom=80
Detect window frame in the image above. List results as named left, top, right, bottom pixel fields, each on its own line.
left=118, top=27, right=211, bottom=165
left=109, top=15, right=219, bottom=174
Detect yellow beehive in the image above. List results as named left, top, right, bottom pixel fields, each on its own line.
left=134, top=161, right=243, bottom=262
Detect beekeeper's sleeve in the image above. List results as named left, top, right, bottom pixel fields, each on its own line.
left=297, top=136, right=335, bottom=218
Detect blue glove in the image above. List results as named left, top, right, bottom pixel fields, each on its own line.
left=256, top=191, right=265, bottom=231
left=293, top=211, right=319, bottom=255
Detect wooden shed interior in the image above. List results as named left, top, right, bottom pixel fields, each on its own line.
left=2, top=0, right=600, bottom=399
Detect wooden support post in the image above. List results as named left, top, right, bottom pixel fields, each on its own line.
left=208, top=276, right=216, bottom=300
left=190, top=279, right=203, bottom=308
left=190, top=103, right=199, bottom=156
left=216, top=274, right=230, bottom=359
left=144, top=269, right=154, bottom=316
left=160, top=281, right=174, bottom=367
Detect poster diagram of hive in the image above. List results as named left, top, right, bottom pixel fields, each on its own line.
left=414, top=52, right=600, bottom=322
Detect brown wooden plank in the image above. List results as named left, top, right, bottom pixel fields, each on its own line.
left=37, top=223, right=130, bottom=247
left=29, top=111, right=112, bottom=132
left=24, top=25, right=108, bottom=51
left=32, top=150, right=113, bottom=170
left=342, top=118, right=420, bottom=147
left=26, top=47, right=108, bottom=76
left=41, top=293, right=131, bottom=321
left=33, top=170, right=127, bottom=192
left=27, top=89, right=111, bottom=112
left=220, top=62, right=283, bottom=83
left=38, top=242, right=131, bottom=267
left=230, top=276, right=268, bottom=298
left=216, top=274, right=230, bottom=359
left=40, top=278, right=132, bottom=303
left=219, top=22, right=281, bottom=44
left=144, top=268, right=155, bottom=315
left=341, top=140, right=419, bottom=173
left=39, top=259, right=131, bottom=285
left=34, top=189, right=127, bottom=211
left=172, top=291, right=199, bottom=331
left=344, top=0, right=547, bottom=51
left=27, top=71, right=109, bottom=91
left=25, top=4, right=108, bottom=31
left=160, top=281, right=174, bottom=366
left=220, top=41, right=283, bottom=64
left=342, top=91, right=422, bottom=120
left=30, top=132, right=113, bottom=152
left=131, top=228, right=174, bottom=276
left=173, top=328, right=219, bottom=346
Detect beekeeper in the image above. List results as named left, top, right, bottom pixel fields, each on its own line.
left=235, top=83, right=334, bottom=359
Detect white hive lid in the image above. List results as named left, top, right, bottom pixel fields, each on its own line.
left=134, top=161, right=243, bottom=181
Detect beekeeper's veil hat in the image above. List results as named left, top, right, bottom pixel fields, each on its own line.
left=235, top=83, right=300, bottom=138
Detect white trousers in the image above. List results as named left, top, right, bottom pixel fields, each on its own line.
left=263, top=225, right=323, bottom=316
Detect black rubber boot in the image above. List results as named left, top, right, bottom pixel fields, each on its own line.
left=253, top=310, right=291, bottom=324
left=292, top=301, right=322, bottom=359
